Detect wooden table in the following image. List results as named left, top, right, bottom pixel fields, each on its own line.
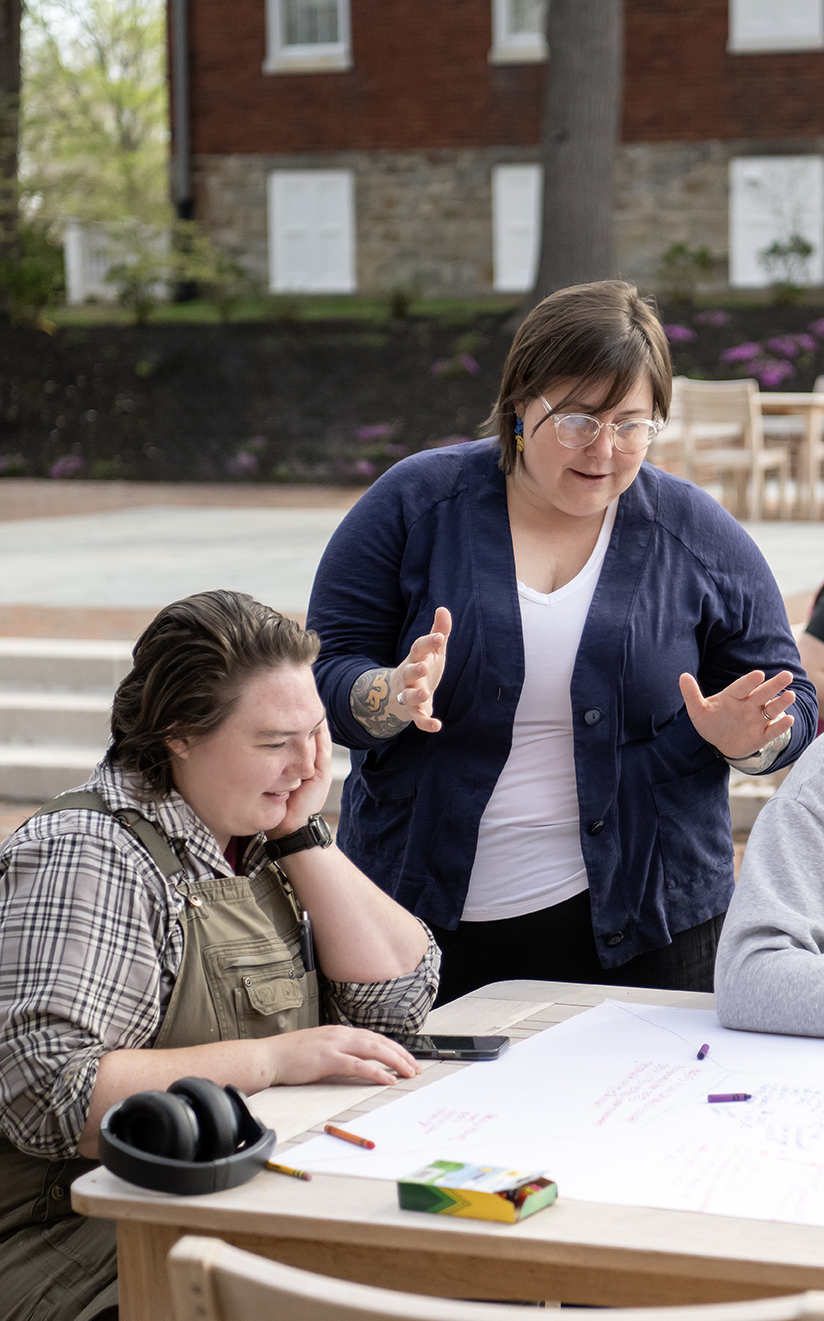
left=72, top=981, right=824, bottom=1321
left=759, top=392, right=824, bottom=518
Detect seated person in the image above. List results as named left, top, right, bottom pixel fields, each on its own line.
left=0, top=590, right=440, bottom=1321
left=715, top=732, right=824, bottom=1036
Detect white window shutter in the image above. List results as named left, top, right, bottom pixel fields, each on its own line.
left=729, top=0, right=824, bottom=51
left=729, top=156, right=824, bottom=287
left=493, top=164, right=543, bottom=292
left=489, top=0, right=547, bottom=63
left=268, top=170, right=356, bottom=293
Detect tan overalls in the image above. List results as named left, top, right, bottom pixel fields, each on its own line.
left=0, top=792, right=319, bottom=1321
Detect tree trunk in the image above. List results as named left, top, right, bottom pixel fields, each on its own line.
left=530, top=0, right=623, bottom=303
left=0, top=0, right=22, bottom=321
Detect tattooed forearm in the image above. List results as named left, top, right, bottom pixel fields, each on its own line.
left=350, top=668, right=407, bottom=738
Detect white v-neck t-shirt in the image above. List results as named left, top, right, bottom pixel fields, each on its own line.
left=462, top=499, right=618, bottom=922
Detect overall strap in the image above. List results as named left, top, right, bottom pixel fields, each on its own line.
left=32, top=792, right=184, bottom=880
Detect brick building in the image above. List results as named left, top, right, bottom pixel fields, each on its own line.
left=171, top=0, right=824, bottom=296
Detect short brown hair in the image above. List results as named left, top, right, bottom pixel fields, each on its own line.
left=486, top=280, right=673, bottom=474
left=110, top=590, right=320, bottom=797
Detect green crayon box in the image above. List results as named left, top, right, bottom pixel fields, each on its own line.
left=397, top=1160, right=558, bottom=1224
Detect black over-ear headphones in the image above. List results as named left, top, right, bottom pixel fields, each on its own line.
left=98, top=1076, right=277, bottom=1195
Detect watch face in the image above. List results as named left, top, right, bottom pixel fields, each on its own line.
left=309, top=814, right=333, bottom=847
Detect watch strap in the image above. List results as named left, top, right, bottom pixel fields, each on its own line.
left=265, top=813, right=333, bottom=860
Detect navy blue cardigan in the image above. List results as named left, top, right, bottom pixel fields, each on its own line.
left=307, top=440, right=817, bottom=968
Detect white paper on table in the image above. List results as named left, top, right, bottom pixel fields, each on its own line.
left=282, top=1001, right=824, bottom=1225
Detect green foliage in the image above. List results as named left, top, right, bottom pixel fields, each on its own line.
left=758, top=234, right=816, bottom=305
left=657, top=242, right=716, bottom=305
left=100, top=219, right=265, bottom=324
left=103, top=218, right=171, bottom=323
left=263, top=293, right=305, bottom=323
left=387, top=286, right=412, bottom=320
left=46, top=292, right=520, bottom=327
left=385, top=274, right=425, bottom=322
left=0, top=221, right=63, bottom=323
left=20, top=0, right=169, bottom=228
left=100, top=219, right=266, bottom=324
left=171, top=222, right=256, bottom=322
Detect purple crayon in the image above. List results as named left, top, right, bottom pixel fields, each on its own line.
left=707, top=1093, right=752, bottom=1103
left=696, top=1044, right=710, bottom=1060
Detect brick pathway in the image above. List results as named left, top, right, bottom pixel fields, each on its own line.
left=0, top=479, right=367, bottom=519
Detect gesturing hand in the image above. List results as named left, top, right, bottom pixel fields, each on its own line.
left=267, top=1025, right=421, bottom=1087
left=394, top=606, right=452, bottom=734
left=679, top=669, right=796, bottom=760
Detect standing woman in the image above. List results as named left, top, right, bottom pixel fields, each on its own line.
left=307, top=281, right=817, bottom=1005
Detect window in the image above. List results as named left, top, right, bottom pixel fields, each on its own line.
left=492, top=164, right=543, bottom=292
left=268, top=170, right=356, bottom=292
left=489, top=0, right=547, bottom=63
left=728, top=0, right=824, bottom=52
left=264, top=0, right=351, bottom=73
left=729, top=156, right=824, bottom=286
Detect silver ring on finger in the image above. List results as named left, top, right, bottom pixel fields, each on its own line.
left=397, top=692, right=405, bottom=706
left=760, top=703, right=771, bottom=726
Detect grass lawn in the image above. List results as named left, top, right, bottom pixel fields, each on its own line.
left=48, top=294, right=523, bottom=328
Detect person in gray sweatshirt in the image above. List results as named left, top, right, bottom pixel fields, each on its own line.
left=715, top=733, right=824, bottom=1036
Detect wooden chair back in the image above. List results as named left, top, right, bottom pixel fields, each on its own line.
left=648, top=375, right=685, bottom=473
left=167, top=1236, right=824, bottom=1321
left=678, top=376, right=765, bottom=461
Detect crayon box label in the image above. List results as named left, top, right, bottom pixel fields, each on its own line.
left=397, top=1160, right=558, bottom=1224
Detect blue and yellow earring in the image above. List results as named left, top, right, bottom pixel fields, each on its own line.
left=515, top=416, right=524, bottom=453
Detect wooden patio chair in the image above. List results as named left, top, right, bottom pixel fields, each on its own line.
left=167, top=1235, right=824, bottom=1321
left=678, top=377, right=792, bottom=520
left=647, top=374, right=686, bottom=475
left=760, top=374, right=824, bottom=519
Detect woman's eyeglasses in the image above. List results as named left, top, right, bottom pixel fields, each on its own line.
left=539, top=397, right=663, bottom=454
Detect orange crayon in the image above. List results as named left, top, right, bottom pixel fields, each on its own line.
left=324, top=1124, right=375, bottom=1149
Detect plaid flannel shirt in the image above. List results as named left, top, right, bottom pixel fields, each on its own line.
left=0, top=758, right=440, bottom=1158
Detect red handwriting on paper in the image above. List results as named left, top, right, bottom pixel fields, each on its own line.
left=592, top=1062, right=702, bottom=1129
left=417, top=1108, right=498, bottom=1140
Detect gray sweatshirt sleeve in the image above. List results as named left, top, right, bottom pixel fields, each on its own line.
left=715, top=737, right=824, bottom=1037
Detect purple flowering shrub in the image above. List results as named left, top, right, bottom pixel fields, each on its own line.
left=720, top=343, right=762, bottom=363
left=663, top=325, right=697, bottom=344
left=49, top=454, right=85, bottom=479
left=663, top=306, right=824, bottom=393
left=8, top=305, right=824, bottom=486
left=693, top=310, right=731, bottom=328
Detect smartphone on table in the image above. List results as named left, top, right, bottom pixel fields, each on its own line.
left=390, top=1034, right=510, bottom=1061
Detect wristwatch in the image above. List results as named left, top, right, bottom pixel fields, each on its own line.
left=265, top=813, right=333, bottom=860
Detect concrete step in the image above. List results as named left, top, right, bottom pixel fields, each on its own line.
left=728, top=770, right=781, bottom=833
left=0, top=741, right=106, bottom=802
left=0, top=687, right=112, bottom=742
left=0, top=736, right=351, bottom=812
left=0, top=637, right=351, bottom=812
left=0, top=638, right=133, bottom=689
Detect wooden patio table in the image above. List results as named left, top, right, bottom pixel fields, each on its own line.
left=759, top=392, right=824, bottom=518
left=72, top=981, right=824, bottom=1321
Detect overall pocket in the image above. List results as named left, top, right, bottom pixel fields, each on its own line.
left=203, top=937, right=318, bottom=1038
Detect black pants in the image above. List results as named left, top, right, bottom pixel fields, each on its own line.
left=430, top=889, right=725, bottom=1007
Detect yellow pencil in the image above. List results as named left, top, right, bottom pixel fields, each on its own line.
left=266, top=1160, right=313, bottom=1181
